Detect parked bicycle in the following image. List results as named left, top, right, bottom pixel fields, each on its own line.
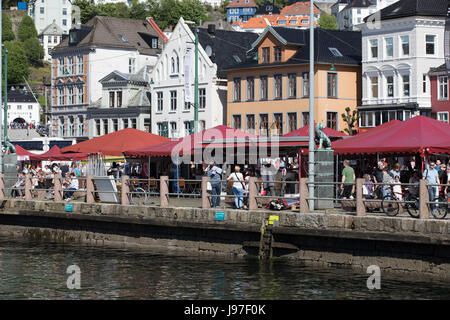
left=381, top=187, right=419, bottom=218
left=429, top=193, right=449, bottom=219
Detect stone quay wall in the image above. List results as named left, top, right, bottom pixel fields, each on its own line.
left=0, top=199, right=449, bottom=279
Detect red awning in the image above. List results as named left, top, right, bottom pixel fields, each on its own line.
left=33, top=146, right=88, bottom=161
left=332, top=117, right=450, bottom=155
left=61, top=128, right=171, bottom=156
left=283, top=124, right=348, bottom=138
left=125, top=125, right=259, bottom=157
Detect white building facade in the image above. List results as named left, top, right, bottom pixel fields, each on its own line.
left=150, top=18, right=225, bottom=138
left=7, top=89, right=41, bottom=126
left=28, top=0, right=72, bottom=35
left=39, top=21, right=64, bottom=62
left=358, top=8, right=446, bottom=128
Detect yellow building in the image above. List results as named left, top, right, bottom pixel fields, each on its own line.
left=225, top=26, right=362, bottom=136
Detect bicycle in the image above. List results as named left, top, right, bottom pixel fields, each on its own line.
left=381, top=187, right=419, bottom=218
left=429, top=193, right=448, bottom=219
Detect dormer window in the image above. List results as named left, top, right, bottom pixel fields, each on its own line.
left=152, top=38, right=158, bottom=49
left=118, top=34, right=128, bottom=43
left=69, top=30, right=78, bottom=45
left=329, top=47, right=343, bottom=57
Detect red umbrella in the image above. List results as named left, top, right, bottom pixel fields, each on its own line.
left=283, top=123, right=348, bottom=138
left=33, top=146, right=87, bottom=161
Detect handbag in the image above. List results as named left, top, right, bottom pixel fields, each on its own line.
left=206, top=181, right=212, bottom=191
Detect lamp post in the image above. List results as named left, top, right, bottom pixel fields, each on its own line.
left=185, top=20, right=199, bottom=134
left=3, top=47, right=8, bottom=146
left=0, top=8, right=3, bottom=174
left=308, top=0, right=315, bottom=211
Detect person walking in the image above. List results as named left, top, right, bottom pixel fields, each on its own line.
left=423, top=162, right=440, bottom=206
left=340, top=160, right=355, bottom=199
left=205, top=161, right=223, bottom=208
left=228, top=165, right=245, bottom=209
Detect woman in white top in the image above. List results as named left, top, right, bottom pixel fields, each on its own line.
left=227, top=165, right=245, bottom=209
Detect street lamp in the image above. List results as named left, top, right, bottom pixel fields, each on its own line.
left=308, top=0, right=315, bottom=211
left=185, top=20, right=199, bottom=134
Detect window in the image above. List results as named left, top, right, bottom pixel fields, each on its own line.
left=437, top=112, right=449, bottom=123
left=400, top=35, right=409, bottom=56
left=329, top=48, right=343, bottom=57
left=259, top=114, right=268, bottom=136
left=274, top=74, right=282, bottom=100
left=262, top=47, right=270, bottom=63
left=199, top=120, right=206, bottom=131
left=370, top=76, right=378, bottom=98
left=327, top=73, right=337, bottom=98
left=260, top=76, right=268, bottom=100
left=171, top=57, right=176, bottom=74
left=426, top=35, right=436, bottom=55
left=77, top=86, right=84, bottom=104
left=386, top=76, right=394, bottom=97
left=17, top=105, right=22, bottom=110
left=170, top=122, right=177, bottom=138
left=246, top=114, right=255, bottom=134
left=438, top=76, right=449, bottom=100
left=103, top=119, right=108, bottom=135
left=62, top=19, right=67, bottom=27
left=287, top=112, right=297, bottom=133
left=112, top=119, right=118, bottom=132
left=152, top=38, right=158, bottom=49
left=157, top=92, right=163, bottom=111
left=274, top=46, right=282, bottom=62
left=184, top=121, right=192, bottom=136
left=326, top=112, right=337, bottom=130
left=233, top=78, right=241, bottom=102
left=68, top=117, right=74, bottom=136
left=68, top=87, right=74, bottom=104
left=58, top=57, right=64, bottom=76
left=385, top=37, right=393, bottom=58
left=123, top=119, right=129, bottom=129
left=423, top=75, right=428, bottom=93
left=77, top=55, right=84, bottom=74
left=273, top=113, right=283, bottom=136
left=170, top=90, right=177, bottom=111
left=67, top=56, right=74, bottom=74
left=40, top=7, right=44, bottom=14
left=58, top=88, right=64, bottom=105
left=288, top=73, right=297, bottom=98
left=232, top=114, right=242, bottom=130
left=63, top=8, right=67, bottom=15
left=278, top=20, right=286, bottom=25
left=370, top=39, right=378, bottom=58
left=246, top=77, right=254, bottom=101
left=28, top=105, right=33, bottom=110
left=116, top=91, right=122, bottom=107
left=131, top=119, right=137, bottom=129
left=402, top=75, right=410, bottom=97
left=302, top=112, right=309, bottom=127
left=96, top=120, right=101, bottom=136
left=59, top=117, right=64, bottom=137
left=199, top=88, right=206, bottom=109
left=157, top=122, right=164, bottom=136
left=109, top=92, right=115, bottom=107
left=77, top=116, right=84, bottom=136
left=302, top=72, right=309, bottom=97
left=129, top=58, right=136, bottom=73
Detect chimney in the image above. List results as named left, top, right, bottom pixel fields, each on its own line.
left=208, top=24, right=216, bottom=36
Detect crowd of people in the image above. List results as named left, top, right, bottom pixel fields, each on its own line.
left=9, top=122, right=37, bottom=130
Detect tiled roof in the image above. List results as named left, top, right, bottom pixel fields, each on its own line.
left=225, top=27, right=362, bottom=71
left=343, top=0, right=375, bottom=10
left=53, top=16, right=164, bottom=56
left=255, top=1, right=281, bottom=15
left=226, top=0, right=258, bottom=8
left=365, top=0, right=447, bottom=22
left=234, top=15, right=312, bottom=30
left=281, top=1, right=320, bottom=16
left=39, top=21, right=64, bottom=36
left=7, top=90, right=38, bottom=103
left=196, top=27, right=259, bottom=78
left=428, top=64, right=448, bottom=76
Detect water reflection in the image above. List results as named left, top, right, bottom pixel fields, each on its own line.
left=0, top=236, right=449, bottom=300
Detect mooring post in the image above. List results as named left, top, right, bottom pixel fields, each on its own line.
left=0, top=174, right=5, bottom=200
left=86, top=175, right=95, bottom=204
left=121, top=175, right=130, bottom=206
left=356, top=178, right=366, bottom=216
left=54, top=173, right=63, bottom=202
left=25, top=173, right=32, bottom=201
left=160, top=176, right=169, bottom=207
left=201, top=176, right=210, bottom=209
left=299, top=178, right=309, bottom=213
left=248, top=176, right=258, bottom=211
left=419, top=179, right=430, bottom=219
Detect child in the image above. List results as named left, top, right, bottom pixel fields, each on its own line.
left=392, top=175, right=402, bottom=201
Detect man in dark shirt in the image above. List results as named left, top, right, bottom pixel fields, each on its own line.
left=372, top=161, right=385, bottom=198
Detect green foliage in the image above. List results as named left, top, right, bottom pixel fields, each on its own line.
left=2, top=13, right=15, bottom=41
left=341, top=107, right=359, bottom=136
left=73, top=0, right=100, bottom=24
left=23, top=38, right=45, bottom=67
left=3, top=41, right=30, bottom=84
left=318, top=13, right=338, bottom=30
left=17, top=15, right=38, bottom=42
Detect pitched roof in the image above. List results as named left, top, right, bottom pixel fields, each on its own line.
left=53, top=16, right=164, bottom=56
left=7, top=89, right=38, bottom=103
left=196, top=27, right=259, bottom=78
left=255, top=1, right=281, bottom=15
left=225, top=27, right=362, bottom=71
left=428, top=63, right=448, bottom=76
left=281, top=1, right=320, bottom=16
left=226, top=0, right=258, bottom=8
left=365, top=0, right=447, bottom=22
left=235, top=15, right=312, bottom=29
left=39, top=21, right=64, bottom=36
left=343, top=0, right=375, bottom=10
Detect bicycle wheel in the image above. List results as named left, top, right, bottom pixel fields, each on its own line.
left=130, top=187, right=146, bottom=204
left=430, top=197, right=448, bottom=219
left=405, top=194, right=420, bottom=218
left=381, top=193, right=399, bottom=216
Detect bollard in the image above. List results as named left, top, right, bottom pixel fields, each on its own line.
left=419, top=179, right=430, bottom=219
left=299, top=178, right=310, bottom=213
left=160, top=176, right=169, bottom=207
left=54, top=173, right=63, bottom=202
left=25, top=174, right=32, bottom=201
left=248, top=177, right=258, bottom=211
left=121, top=175, right=130, bottom=206
left=0, top=174, right=4, bottom=200
left=86, top=175, right=95, bottom=204
left=202, top=176, right=211, bottom=209
left=356, top=178, right=366, bottom=216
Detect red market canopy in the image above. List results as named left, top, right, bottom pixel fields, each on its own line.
left=33, top=146, right=88, bottom=161
left=283, top=124, right=348, bottom=138
left=332, top=116, right=450, bottom=155
left=125, top=125, right=259, bottom=157
left=61, top=128, right=171, bottom=156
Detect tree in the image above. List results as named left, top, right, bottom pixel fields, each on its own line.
left=2, top=13, right=15, bottom=42
left=130, top=0, right=150, bottom=20
left=2, top=41, right=30, bottom=84
left=73, top=0, right=99, bottom=24
left=341, top=107, right=359, bottom=136
left=318, top=13, right=338, bottom=30
left=23, top=38, right=45, bottom=67
left=18, top=15, right=38, bottom=42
